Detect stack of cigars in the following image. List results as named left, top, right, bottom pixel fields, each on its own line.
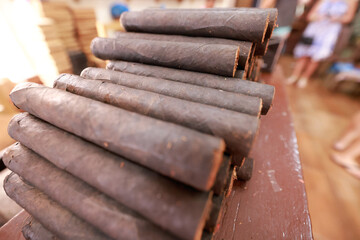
left=2, top=8, right=277, bottom=240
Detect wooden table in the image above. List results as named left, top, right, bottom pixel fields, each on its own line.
left=213, top=68, right=313, bottom=239
left=0, top=68, right=313, bottom=240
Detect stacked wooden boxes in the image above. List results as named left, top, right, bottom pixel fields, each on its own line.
left=72, top=8, right=103, bottom=67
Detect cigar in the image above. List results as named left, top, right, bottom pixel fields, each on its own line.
left=237, top=157, right=254, bottom=181
left=3, top=172, right=110, bottom=240
left=9, top=83, right=225, bottom=191
left=115, top=32, right=253, bottom=69
left=80, top=68, right=263, bottom=116
left=54, top=75, right=259, bottom=156
left=143, top=8, right=278, bottom=40
left=106, top=61, right=274, bottom=114
left=22, top=216, right=59, bottom=240
left=3, top=143, right=183, bottom=240
left=120, top=10, right=269, bottom=43
left=8, top=113, right=213, bottom=240
left=91, top=37, right=239, bottom=77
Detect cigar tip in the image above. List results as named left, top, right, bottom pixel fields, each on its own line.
left=10, top=82, right=42, bottom=96
left=106, top=61, right=114, bottom=70
left=3, top=172, right=14, bottom=190
left=1, top=142, right=20, bottom=167
left=119, top=14, right=126, bottom=30
left=53, top=73, right=66, bottom=87
left=80, top=67, right=93, bottom=78
left=3, top=172, right=19, bottom=197
left=8, top=112, right=28, bottom=133
left=90, top=37, right=101, bottom=53
left=10, top=82, right=43, bottom=109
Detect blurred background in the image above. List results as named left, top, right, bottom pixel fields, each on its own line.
left=0, top=0, right=359, bottom=239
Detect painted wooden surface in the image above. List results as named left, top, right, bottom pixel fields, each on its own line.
left=0, top=210, right=27, bottom=240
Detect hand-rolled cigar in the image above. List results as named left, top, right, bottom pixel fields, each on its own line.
left=91, top=37, right=239, bottom=77
left=22, top=216, right=59, bottom=240
left=106, top=61, right=274, bottom=114
left=144, top=8, right=278, bottom=40
left=10, top=83, right=225, bottom=191
left=54, top=75, right=259, bottom=156
left=8, top=113, right=212, bottom=240
left=3, top=172, right=110, bottom=240
left=237, top=157, right=254, bottom=181
left=81, top=68, right=262, bottom=116
left=120, top=10, right=269, bottom=43
left=115, top=32, right=252, bottom=69
left=204, top=195, right=224, bottom=233
left=3, top=144, right=180, bottom=240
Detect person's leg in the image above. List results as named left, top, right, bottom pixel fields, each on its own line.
left=333, top=111, right=360, bottom=150
left=297, top=60, right=320, bottom=88
left=287, top=57, right=309, bottom=84
left=331, top=138, right=360, bottom=179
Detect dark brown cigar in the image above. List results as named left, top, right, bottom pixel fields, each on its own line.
left=7, top=113, right=212, bottom=240
left=9, top=83, right=225, bottom=191
left=142, top=8, right=278, bottom=40
left=106, top=61, right=274, bottom=114
left=115, top=32, right=253, bottom=69
left=3, top=172, right=110, bottom=240
left=255, top=39, right=270, bottom=56
left=91, top=37, right=239, bottom=77
left=3, top=144, right=184, bottom=240
left=80, top=68, right=263, bottom=117
left=22, top=216, right=59, bottom=240
left=120, top=10, right=269, bottom=43
left=54, top=75, right=259, bottom=156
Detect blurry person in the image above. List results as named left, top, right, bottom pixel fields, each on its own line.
left=205, top=0, right=216, bottom=8
left=331, top=111, right=360, bottom=179
left=287, top=0, right=358, bottom=88
left=259, top=0, right=277, bottom=8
